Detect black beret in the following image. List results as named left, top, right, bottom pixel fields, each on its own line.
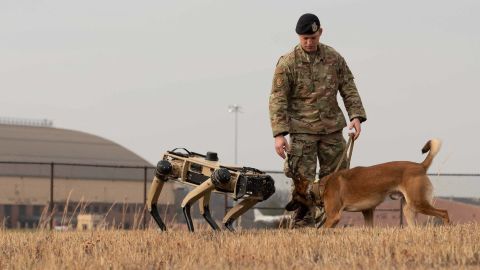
left=295, top=13, right=321, bottom=35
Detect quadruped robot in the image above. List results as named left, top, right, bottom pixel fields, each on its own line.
left=146, top=148, right=276, bottom=232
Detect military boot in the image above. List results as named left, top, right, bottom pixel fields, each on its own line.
left=310, top=181, right=327, bottom=227
left=313, top=205, right=327, bottom=228
left=289, top=204, right=314, bottom=229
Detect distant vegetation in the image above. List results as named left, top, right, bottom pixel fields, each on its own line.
left=1, top=224, right=479, bottom=269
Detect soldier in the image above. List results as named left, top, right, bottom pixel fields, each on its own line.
left=269, top=13, right=367, bottom=228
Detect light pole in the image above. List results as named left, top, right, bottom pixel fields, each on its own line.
left=228, top=104, right=242, bottom=164
left=227, top=104, right=242, bottom=225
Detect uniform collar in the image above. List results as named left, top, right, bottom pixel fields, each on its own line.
left=296, top=43, right=325, bottom=64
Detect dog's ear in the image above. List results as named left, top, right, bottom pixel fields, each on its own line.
left=285, top=200, right=300, bottom=211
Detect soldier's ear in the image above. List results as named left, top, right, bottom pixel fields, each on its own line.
left=318, top=28, right=323, bottom=37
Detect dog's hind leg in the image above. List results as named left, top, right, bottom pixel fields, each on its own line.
left=409, top=176, right=450, bottom=225
left=416, top=202, right=450, bottom=225
left=362, top=209, right=374, bottom=227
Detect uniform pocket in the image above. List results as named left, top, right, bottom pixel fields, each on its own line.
left=325, top=65, right=338, bottom=89
left=284, top=138, right=303, bottom=178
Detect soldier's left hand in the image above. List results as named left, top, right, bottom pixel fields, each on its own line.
left=348, top=118, right=361, bottom=140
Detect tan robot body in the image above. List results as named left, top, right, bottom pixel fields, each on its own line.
left=146, top=149, right=275, bottom=232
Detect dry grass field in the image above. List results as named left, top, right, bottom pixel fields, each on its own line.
left=1, top=224, right=479, bottom=270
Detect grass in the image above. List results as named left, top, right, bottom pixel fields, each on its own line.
left=1, top=224, right=479, bottom=269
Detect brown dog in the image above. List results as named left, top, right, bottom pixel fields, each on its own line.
left=289, top=139, right=450, bottom=228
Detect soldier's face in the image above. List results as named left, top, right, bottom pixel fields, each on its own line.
left=299, top=30, right=322, bottom=52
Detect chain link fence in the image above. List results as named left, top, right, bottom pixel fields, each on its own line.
left=1, top=161, right=479, bottom=229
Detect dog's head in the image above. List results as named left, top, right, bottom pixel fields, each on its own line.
left=285, top=180, right=327, bottom=211
left=284, top=191, right=319, bottom=211
left=285, top=199, right=302, bottom=211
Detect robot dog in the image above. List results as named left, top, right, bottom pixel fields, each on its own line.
left=146, top=148, right=275, bottom=232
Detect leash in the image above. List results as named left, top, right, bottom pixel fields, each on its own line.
left=310, top=133, right=356, bottom=212
left=315, top=133, right=355, bottom=198
left=334, top=133, right=356, bottom=172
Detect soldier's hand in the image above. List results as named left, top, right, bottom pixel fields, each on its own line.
left=274, top=135, right=289, bottom=159
left=348, top=118, right=362, bottom=140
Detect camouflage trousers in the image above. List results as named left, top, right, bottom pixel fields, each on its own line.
left=284, top=131, right=348, bottom=200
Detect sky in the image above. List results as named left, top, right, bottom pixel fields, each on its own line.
left=1, top=0, right=479, bottom=182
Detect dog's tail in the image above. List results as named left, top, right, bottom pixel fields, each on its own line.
left=421, top=139, right=442, bottom=170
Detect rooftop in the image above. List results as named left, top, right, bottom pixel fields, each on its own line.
left=0, top=124, right=152, bottom=180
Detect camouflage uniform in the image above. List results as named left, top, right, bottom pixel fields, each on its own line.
left=269, top=43, right=366, bottom=226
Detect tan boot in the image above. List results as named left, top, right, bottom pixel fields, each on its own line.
left=313, top=206, right=327, bottom=228
left=289, top=204, right=309, bottom=229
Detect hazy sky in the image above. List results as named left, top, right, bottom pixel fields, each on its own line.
left=1, top=0, right=479, bottom=178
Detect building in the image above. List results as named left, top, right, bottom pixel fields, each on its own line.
left=0, top=121, right=176, bottom=229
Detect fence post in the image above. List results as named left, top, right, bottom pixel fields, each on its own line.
left=143, top=166, right=147, bottom=229
left=399, top=198, right=403, bottom=227
left=50, top=162, right=54, bottom=230
left=224, top=195, right=228, bottom=215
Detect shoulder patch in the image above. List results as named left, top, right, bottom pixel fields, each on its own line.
left=275, top=76, right=284, bottom=88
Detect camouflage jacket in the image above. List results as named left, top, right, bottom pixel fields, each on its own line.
left=269, top=43, right=367, bottom=137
